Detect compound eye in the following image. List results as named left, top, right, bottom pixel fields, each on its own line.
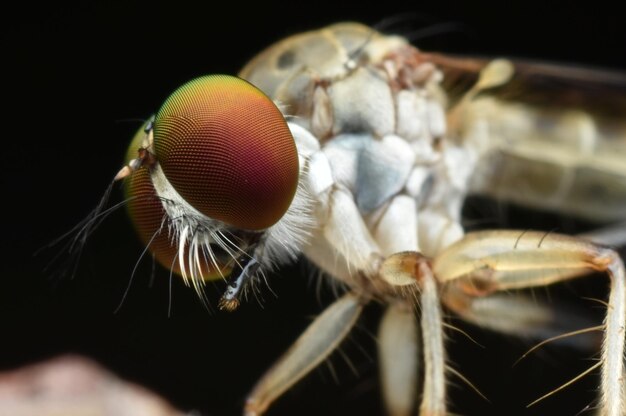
left=123, top=123, right=230, bottom=281
left=153, top=75, right=299, bottom=230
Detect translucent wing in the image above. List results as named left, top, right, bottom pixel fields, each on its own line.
left=431, top=53, right=626, bottom=222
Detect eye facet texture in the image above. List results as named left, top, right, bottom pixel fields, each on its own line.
left=153, top=75, right=299, bottom=230
left=124, top=125, right=228, bottom=281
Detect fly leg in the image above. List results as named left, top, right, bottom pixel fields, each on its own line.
left=434, top=230, right=626, bottom=416
left=373, top=192, right=448, bottom=416
left=378, top=300, right=419, bottom=416
left=417, top=263, right=446, bottom=416
left=244, top=186, right=380, bottom=415
left=373, top=195, right=444, bottom=415
left=380, top=252, right=447, bottom=416
left=244, top=293, right=364, bottom=416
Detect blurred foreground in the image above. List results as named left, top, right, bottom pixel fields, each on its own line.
left=0, top=355, right=184, bottom=416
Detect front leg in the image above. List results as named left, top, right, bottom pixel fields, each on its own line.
left=380, top=252, right=448, bottom=416
left=378, top=301, right=419, bottom=416
left=244, top=293, right=364, bottom=416
left=435, top=230, right=626, bottom=416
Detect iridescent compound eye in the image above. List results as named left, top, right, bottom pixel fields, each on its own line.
left=122, top=75, right=300, bottom=282
left=153, top=75, right=299, bottom=230
left=123, top=123, right=230, bottom=280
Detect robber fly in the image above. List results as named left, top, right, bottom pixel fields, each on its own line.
left=81, top=22, right=626, bottom=415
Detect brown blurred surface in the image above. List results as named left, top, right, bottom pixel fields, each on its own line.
left=0, top=355, right=184, bottom=416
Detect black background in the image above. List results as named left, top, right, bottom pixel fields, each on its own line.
left=3, top=1, right=625, bottom=415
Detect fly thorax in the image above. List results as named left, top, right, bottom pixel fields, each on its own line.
left=239, top=22, right=476, bottom=262
left=313, top=58, right=473, bottom=258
